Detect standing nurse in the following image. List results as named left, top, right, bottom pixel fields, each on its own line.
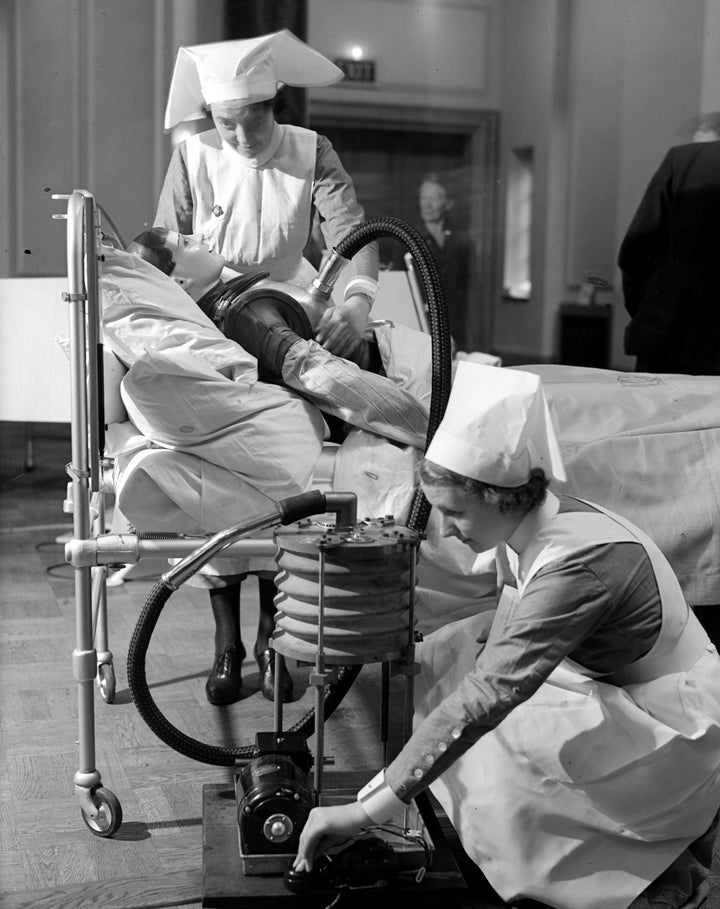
left=155, top=29, right=380, bottom=360
left=153, top=31, right=379, bottom=706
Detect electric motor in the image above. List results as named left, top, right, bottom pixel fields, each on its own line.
left=236, top=733, right=314, bottom=871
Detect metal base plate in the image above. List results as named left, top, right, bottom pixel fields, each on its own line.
left=201, top=771, right=474, bottom=908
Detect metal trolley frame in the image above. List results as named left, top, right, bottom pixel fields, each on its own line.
left=54, top=189, right=284, bottom=836
left=52, top=189, right=433, bottom=839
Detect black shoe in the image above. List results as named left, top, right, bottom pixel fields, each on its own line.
left=205, top=645, right=243, bottom=706
left=257, top=649, right=294, bottom=703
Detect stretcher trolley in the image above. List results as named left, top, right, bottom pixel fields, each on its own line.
left=53, top=188, right=461, bottom=900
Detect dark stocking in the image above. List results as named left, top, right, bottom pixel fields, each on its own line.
left=255, top=577, right=294, bottom=703
left=205, top=582, right=245, bottom=706
left=209, top=582, right=244, bottom=658
left=255, top=577, right=278, bottom=658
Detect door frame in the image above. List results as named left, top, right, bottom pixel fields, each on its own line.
left=310, top=99, right=500, bottom=352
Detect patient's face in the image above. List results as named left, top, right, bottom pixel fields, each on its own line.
left=211, top=100, right=275, bottom=158
left=423, top=482, right=521, bottom=554
left=167, top=232, right=224, bottom=289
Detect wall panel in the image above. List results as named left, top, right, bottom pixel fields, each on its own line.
left=13, top=0, right=80, bottom=276
left=88, top=1, right=158, bottom=242
left=4, top=0, right=193, bottom=277
left=0, top=1, right=14, bottom=278
left=309, top=0, right=500, bottom=110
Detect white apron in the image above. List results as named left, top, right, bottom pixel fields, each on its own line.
left=185, top=124, right=317, bottom=283
left=414, top=502, right=720, bottom=909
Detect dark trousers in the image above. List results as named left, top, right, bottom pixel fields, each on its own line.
left=695, top=605, right=720, bottom=651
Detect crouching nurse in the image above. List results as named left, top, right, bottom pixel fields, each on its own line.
left=294, top=362, right=720, bottom=909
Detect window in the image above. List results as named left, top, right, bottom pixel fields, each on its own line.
left=503, top=146, right=533, bottom=300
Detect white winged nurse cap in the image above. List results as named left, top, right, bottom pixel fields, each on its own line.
left=164, top=30, right=344, bottom=130
left=425, top=362, right=566, bottom=487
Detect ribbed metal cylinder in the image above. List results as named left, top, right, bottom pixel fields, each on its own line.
left=271, top=520, right=420, bottom=665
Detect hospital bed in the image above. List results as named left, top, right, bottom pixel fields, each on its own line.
left=54, top=189, right=720, bottom=844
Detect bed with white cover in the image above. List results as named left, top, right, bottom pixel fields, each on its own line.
left=100, top=243, right=720, bottom=632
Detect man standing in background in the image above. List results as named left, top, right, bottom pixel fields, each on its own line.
left=618, top=139, right=720, bottom=376
left=413, top=173, right=473, bottom=352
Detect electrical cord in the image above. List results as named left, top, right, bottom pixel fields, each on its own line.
left=291, top=823, right=432, bottom=908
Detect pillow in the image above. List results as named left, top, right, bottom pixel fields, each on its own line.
left=120, top=346, right=326, bottom=503
left=102, top=347, right=129, bottom=425
left=55, top=336, right=128, bottom=426
left=100, top=245, right=257, bottom=382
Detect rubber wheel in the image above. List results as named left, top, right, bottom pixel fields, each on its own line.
left=97, top=663, right=116, bottom=704
left=81, top=786, right=123, bottom=837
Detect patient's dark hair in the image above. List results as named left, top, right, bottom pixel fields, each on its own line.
left=419, top=461, right=549, bottom=515
left=127, top=227, right=175, bottom=276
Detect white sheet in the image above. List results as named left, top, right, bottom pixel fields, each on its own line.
left=525, top=365, right=720, bottom=608
left=114, top=447, right=279, bottom=576
left=100, top=245, right=327, bottom=581
left=114, top=358, right=720, bottom=626
left=101, top=245, right=258, bottom=379
left=120, top=347, right=325, bottom=500
left=100, top=247, right=720, bottom=619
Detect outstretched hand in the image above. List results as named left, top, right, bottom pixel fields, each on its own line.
left=315, top=295, right=371, bottom=359
left=294, top=801, right=370, bottom=873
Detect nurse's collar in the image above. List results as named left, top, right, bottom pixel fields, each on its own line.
left=506, top=490, right=560, bottom=555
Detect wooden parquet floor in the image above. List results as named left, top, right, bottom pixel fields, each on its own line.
left=2, top=423, right=720, bottom=909
left=0, top=529, right=418, bottom=907
left=0, top=424, right=413, bottom=908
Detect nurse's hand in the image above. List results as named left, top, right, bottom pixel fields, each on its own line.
left=293, top=801, right=369, bottom=873
left=315, top=294, right=372, bottom=359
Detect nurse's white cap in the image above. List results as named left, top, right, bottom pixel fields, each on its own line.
left=164, top=29, right=343, bottom=130
left=425, top=362, right=566, bottom=487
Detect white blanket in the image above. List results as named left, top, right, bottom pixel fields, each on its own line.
left=113, top=360, right=720, bottom=624
left=101, top=246, right=328, bottom=582
left=101, top=245, right=257, bottom=380
left=99, top=247, right=720, bottom=620
left=101, top=245, right=327, bottom=525
left=119, top=348, right=326, bottom=508
left=527, top=365, right=720, bottom=608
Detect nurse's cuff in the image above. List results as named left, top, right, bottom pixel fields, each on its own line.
left=344, top=275, right=378, bottom=303
left=356, top=769, right=406, bottom=824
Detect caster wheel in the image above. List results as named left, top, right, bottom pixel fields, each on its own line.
left=81, top=786, right=123, bottom=837
left=97, top=663, right=116, bottom=704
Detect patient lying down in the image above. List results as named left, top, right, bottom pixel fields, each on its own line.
left=99, top=233, right=436, bottom=706
left=127, top=228, right=429, bottom=451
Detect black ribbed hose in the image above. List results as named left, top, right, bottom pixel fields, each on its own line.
left=127, top=579, right=363, bottom=764
left=334, top=217, right=453, bottom=530
left=127, top=217, right=453, bottom=766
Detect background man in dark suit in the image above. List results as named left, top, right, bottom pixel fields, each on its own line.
left=618, top=140, right=720, bottom=375
left=414, top=173, right=474, bottom=351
